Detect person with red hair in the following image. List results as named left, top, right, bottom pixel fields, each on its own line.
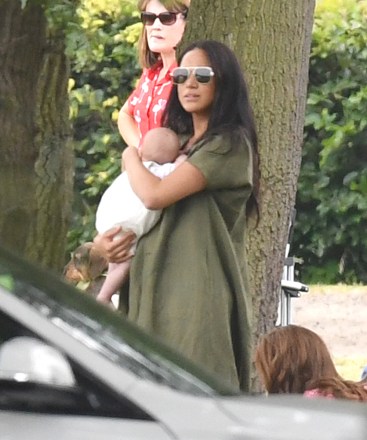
left=254, top=324, right=367, bottom=402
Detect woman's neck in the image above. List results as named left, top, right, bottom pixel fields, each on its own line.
left=158, top=51, right=176, bottom=78
left=183, top=118, right=209, bottom=152
left=192, top=116, right=209, bottom=140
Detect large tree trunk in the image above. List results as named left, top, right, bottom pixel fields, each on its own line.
left=0, top=0, right=74, bottom=270
left=183, top=0, right=315, bottom=339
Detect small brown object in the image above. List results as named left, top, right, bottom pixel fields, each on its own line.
left=63, top=242, right=108, bottom=296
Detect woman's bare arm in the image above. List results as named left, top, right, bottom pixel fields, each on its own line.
left=122, top=146, right=206, bottom=210
left=117, top=101, right=140, bottom=148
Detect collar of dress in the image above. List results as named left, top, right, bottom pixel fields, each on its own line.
left=147, top=60, right=178, bottom=81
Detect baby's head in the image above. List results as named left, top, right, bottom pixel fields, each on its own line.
left=140, top=127, right=180, bottom=164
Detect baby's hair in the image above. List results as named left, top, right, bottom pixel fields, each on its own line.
left=141, top=127, right=180, bottom=164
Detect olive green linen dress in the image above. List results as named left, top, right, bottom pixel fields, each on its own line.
left=123, top=130, right=253, bottom=391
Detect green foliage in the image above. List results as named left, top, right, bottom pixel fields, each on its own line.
left=64, top=0, right=367, bottom=285
left=46, top=1, right=80, bottom=31
left=294, top=0, right=367, bottom=283
left=66, top=0, right=141, bottom=253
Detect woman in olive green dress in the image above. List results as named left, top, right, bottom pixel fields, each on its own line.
left=94, top=40, right=260, bottom=391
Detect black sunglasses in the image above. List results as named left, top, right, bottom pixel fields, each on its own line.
left=171, top=67, right=215, bottom=84
left=141, top=11, right=185, bottom=26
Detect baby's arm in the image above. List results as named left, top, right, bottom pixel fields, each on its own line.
left=173, top=153, right=187, bottom=167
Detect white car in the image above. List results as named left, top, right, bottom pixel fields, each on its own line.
left=0, top=246, right=366, bottom=440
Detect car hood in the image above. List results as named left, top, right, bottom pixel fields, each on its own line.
left=218, top=394, right=367, bottom=440
left=117, top=377, right=367, bottom=440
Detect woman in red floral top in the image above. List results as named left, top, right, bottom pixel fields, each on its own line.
left=118, top=0, right=190, bottom=148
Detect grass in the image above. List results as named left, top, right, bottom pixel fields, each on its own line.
left=310, top=284, right=367, bottom=381
left=334, top=356, right=367, bottom=381
left=309, top=284, right=367, bottom=295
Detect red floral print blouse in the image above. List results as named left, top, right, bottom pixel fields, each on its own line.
left=127, top=61, right=176, bottom=144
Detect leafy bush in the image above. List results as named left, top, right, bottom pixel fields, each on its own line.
left=66, top=0, right=141, bottom=252
left=294, top=0, right=367, bottom=283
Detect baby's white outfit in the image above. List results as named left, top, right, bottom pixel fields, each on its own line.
left=95, top=161, right=175, bottom=244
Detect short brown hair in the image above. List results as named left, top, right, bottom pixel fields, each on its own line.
left=137, top=0, right=190, bottom=68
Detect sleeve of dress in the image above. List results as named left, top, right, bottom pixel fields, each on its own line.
left=187, top=132, right=253, bottom=190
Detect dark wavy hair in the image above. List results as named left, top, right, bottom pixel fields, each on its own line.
left=162, top=40, right=260, bottom=219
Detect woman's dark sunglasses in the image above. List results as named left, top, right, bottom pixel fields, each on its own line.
left=171, top=67, right=215, bottom=84
left=141, top=11, right=186, bottom=26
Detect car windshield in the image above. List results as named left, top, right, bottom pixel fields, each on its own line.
left=0, top=246, right=239, bottom=397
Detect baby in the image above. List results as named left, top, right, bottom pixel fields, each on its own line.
left=95, top=127, right=183, bottom=305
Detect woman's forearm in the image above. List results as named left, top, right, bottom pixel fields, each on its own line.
left=123, top=147, right=207, bottom=210
left=123, top=147, right=162, bottom=209
left=118, top=103, right=140, bottom=148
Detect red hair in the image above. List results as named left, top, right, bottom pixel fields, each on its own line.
left=254, top=325, right=339, bottom=394
left=307, top=377, right=367, bottom=402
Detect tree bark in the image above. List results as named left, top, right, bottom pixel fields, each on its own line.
left=183, top=0, right=315, bottom=342
left=0, top=0, right=73, bottom=270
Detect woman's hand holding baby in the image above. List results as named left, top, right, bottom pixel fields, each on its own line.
left=93, top=226, right=136, bottom=264
left=122, top=145, right=141, bottom=171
